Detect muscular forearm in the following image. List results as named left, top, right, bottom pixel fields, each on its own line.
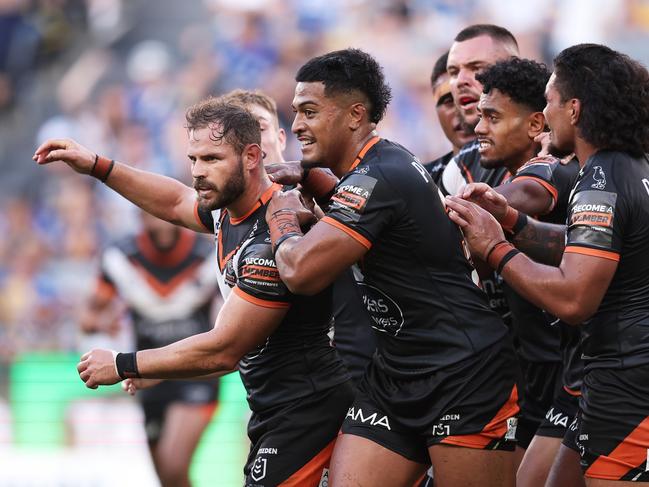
left=136, top=329, right=239, bottom=379
left=500, top=255, right=584, bottom=324
left=511, top=219, right=566, bottom=266
left=105, top=162, right=198, bottom=228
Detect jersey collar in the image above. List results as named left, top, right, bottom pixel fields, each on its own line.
left=229, top=182, right=282, bottom=225
left=349, top=135, right=381, bottom=172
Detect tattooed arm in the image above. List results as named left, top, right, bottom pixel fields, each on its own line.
left=510, top=219, right=565, bottom=266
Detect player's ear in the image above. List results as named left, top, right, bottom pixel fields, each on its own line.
left=278, top=128, right=287, bottom=152
left=349, top=102, right=368, bottom=130
left=528, top=112, right=545, bottom=140
left=569, top=98, right=581, bottom=126
left=243, top=143, right=263, bottom=170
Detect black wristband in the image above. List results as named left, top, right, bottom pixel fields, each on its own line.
left=496, top=249, right=521, bottom=274
left=485, top=240, right=509, bottom=264
left=115, top=352, right=140, bottom=380
left=273, top=232, right=302, bottom=257
left=511, top=211, right=529, bottom=236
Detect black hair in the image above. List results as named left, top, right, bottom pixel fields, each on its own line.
left=553, top=43, right=649, bottom=157
left=454, top=24, right=518, bottom=51
left=295, top=48, right=392, bottom=124
left=430, top=51, right=449, bottom=87
left=185, top=98, right=261, bottom=154
left=476, top=57, right=550, bottom=112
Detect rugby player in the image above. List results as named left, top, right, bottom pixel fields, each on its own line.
left=440, top=24, right=519, bottom=196
left=34, top=100, right=354, bottom=486
left=81, top=211, right=219, bottom=487
left=266, top=48, right=518, bottom=486
left=446, top=43, right=649, bottom=485
left=424, top=50, right=474, bottom=183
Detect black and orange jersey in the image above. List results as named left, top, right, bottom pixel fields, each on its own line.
left=439, top=140, right=511, bottom=196
left=423, top=151, right=453, bottom=185
left=565, top=151, right=649, bottom=370
left=514, top=155, right=580, bottom=224
left=322, top=137, right=508, bottom=379
left=439, top=140, right=511, bottom=322
left=196, top=184, right=350, bottom=412
left=99, top=229, right=217, bottom=351
left=501, top=157, right=581, bottom=365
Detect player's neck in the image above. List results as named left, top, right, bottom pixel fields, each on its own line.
left=227, top=173, right=274, bottom=220
left=574, top=138, right=599, bottom=168
left=508, top=144, right=540, bottom=173
left=333, top=129, right=379, bottom=177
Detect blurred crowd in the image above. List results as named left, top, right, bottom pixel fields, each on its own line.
left=1, top=0, right=649, bottom=365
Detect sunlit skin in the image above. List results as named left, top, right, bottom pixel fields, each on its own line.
left=291, top=81, right=375, bottom=177
left=543, top=74, right=578, bottom=158
left=475, top=89, right=543, bottom=172
left=247, top=104, right=286, bottom=164
left=188, top=125, right=248, bottom=215
left=433, top=72, right=475, bottom=152
left=447, top=35, right=518, bottom=130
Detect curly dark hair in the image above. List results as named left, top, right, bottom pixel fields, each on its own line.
left=295, top=48, right=392, bottom=124
left=430, top=51, right=449, bottom=87
left=476, top=57, right=550, bottom=112
left=553, top=44, right=649, bottom=157
left=185, top=97, right=261, bottom=154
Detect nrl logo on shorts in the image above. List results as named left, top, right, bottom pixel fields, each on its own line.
left=591, top=165, right=606, bottom=190
left=251, top=456, right=267, bottom=481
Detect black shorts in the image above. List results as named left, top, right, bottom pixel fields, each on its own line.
left=139, top=378, right=219, bottom=442
left=516, top=360, right=563, bottom=448
left=341, top=340, right=519, bottom=464
left=244, top=381, right=355, bottom=487
left=574, top=365, right=649, bottom=481
left=536, top=385, right=580, bottom=440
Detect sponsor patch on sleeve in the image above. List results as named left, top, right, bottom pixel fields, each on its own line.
left=567, top=190, right=617, bottom=249
left=329, top=174, right=377, bottom=221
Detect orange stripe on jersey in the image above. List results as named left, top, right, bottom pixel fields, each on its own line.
left=459, top=161, right=474, bottom=184
left=240, top=265, right=282, bottom=282
left=133, top=260, right=201, bottom=297
left=586, top=416, right=649, bottom=480
left=230, top=183, right=282, bottom=225
left=279, top=439, right=335, bottom=486
left=440, top=385, right=519, bottom=449
left=321, top=216, right=372, bottom=250
left=233, top=286, right=290, bottom=309
left=563, top=385, right=581, bottom=397
left=564, top=246, right=620, bottom=262
left=194, top=201, right=212, bottom=232
left=349, top=136, right=380, bottom=171
left=515, top=175, right=559, bottom=205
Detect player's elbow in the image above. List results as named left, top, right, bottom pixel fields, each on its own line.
left=281, top=269, right=321, bottom=296
left=556, top=300, right=595, bottom=326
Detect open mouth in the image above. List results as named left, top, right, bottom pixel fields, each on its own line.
left=458, top=96, right=478, bottom=111
left=477, top=138, right=492, bottom=153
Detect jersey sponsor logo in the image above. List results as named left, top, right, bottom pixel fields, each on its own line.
left=591, top=165, right=606, bottom=189
left=244, top=257, right=276, bottom=267
left=345, top=407, right=391, bottom=430
left=354, top=166, right=369, bottom=175
left=568, top=190, right=617, bottom=248
left=250, top=456, right=267, bottom=481
left=258, top=447, right=278, bottom=455
left=241, top=265, right=281, bottom=283
left=318, top=468, right=329, bottom=487
left=411, top=159, right=430, bottom=183
left=358, top=283, right=405, bottom=336
left=545, top=407, right=569, bottom=428
left=330, top=175, right=377, bottom=219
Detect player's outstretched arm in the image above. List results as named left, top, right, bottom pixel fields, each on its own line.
left=34, top=138, right=206, bottom=233
left=445, top=196, right=617, bottom=325
left=77, top=291, right=288, bottom=389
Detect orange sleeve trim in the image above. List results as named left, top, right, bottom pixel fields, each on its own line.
left=194, top=201, right=212, bottom=232
left=321, top=216, right=372, bottom=250
left=563, top=385, right=581, bottom=397
left=233, top=286, right=290, bottom=309
left=564, top=246, right=620, bottom=262
left=586, top=416, right=649, bottom=480
left=514, top=175, right=558, bottom=205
